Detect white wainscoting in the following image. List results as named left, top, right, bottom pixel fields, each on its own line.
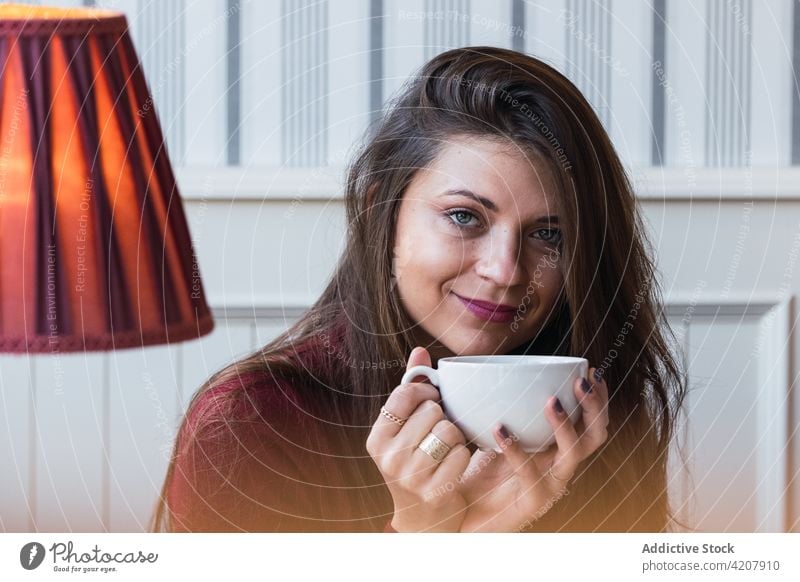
left=666, top=298, right=797, bottom=533
left=0, top=309, right=298, bottom=532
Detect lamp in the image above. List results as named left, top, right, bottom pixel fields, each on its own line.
left=0, top=4, right=213, bottom=352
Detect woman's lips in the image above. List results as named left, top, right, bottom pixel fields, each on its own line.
left=454, top=293, right=517, bottom=323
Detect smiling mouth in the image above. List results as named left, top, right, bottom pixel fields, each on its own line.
left=453, top=293, right=517, bottom=323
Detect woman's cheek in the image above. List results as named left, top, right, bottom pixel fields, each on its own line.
left=391, top=234, right=417, bottom=283
left=421, top=222, right=471, bottom=270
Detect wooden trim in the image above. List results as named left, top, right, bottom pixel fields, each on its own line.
left=178, top=166, right=800, bottom=202
left=753, top=296, right=796, bottom=532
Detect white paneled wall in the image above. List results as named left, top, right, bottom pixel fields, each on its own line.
left=0, top=315, right=292, bottom=532
left=183, top=0, right=230, bottom=166
left=79, top=0, right=800, bottom=170
left=1, top=358, right=33, bottom=531
left=750, top=0, right=795, bottom=166
left=0, top=0, right=798, bottom=533
left=685, top=316, right=768, bottom=531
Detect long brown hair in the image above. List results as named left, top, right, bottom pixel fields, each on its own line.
left=152, top=46, right=687, bottom=532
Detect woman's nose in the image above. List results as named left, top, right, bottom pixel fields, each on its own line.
left=473, top=228, right=526, bottom=288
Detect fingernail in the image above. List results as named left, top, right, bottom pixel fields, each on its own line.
left=553, top=398, right=564, bottom=414
left=498, top=425, right=510, bottom=439
left=581, top=378, right=593, bottom=394
left=593, top=368, right=604, bottom=383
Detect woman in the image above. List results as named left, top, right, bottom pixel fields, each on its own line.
left=152, top=46, right=687, bottom=533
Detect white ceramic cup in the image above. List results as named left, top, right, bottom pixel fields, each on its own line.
left=400, top=355, right=588, bottom=453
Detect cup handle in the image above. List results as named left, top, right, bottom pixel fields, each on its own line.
left=400, top=365, right=440, bottom=387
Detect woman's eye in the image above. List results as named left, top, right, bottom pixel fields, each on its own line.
left=446, top=209, right=480, bottom=228
left=533, top=228, right=562, bottom=244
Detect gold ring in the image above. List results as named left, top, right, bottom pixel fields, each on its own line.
left=417, top=432, right=451, bottom=462
left=547, top=464, right=572, bottom=484
left=380, top=406, right=407, bottom=426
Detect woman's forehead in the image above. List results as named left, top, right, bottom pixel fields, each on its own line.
left=409, top=138, right=559, bottom=213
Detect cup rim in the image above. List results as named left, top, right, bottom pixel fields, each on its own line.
left=437, top=355, right=586, bottom=365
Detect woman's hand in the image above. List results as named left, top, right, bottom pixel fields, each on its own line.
left=456, top=367, right=610, bottom=532
left=366, top=347, right=472, bottom=532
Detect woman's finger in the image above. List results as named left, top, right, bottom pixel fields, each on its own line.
left=367, top=382, right=440, bottom=459
left=434, top=442, right=471, bottom=482
left=591, top=366, right=610, bottom=402
left=374, top=382, right=440, bottom=433
left=490, top=424, right=543, bottom=482
left=395, top=399, right=447, bottom=448
left=412, top=418, right=466, bottom=470
left=575, top=369, right=610, bottom=452
left=544, top=395, right=582, bottom=485
left=371, top=346, right=438, bottom=437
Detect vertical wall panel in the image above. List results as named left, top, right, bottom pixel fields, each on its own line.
left=383, top=0, right=426, bottom=103
left=469, top=0, right=514, bottom=49
left=793, top=0, right=800, bottom=165
left=327, top=0, right=371, bottom=166
left=183, top=0, right=229, bottom=166
left=754, top=300, right=793, bottom=532
left=665, top=313, right=691, bottom=529
left=369, top=0, right=385, bottom=120
left=131, top=0, right=187, bottom=164
left=704, top=0, right=752, bottom=166
left=524, top=0, right=569, bottom=72
left=609, top=0, right=654, bottom=167
left=651, top=0, right=667, bottom=165
left=107, top=346, right=181, bottom=532
left=683, top=316, right=761, bottom=532
left=33, top=355, right=105, bottom=532
left=749, top=0, right=793, bottom=166
left=664, top=0, right=708, bottom=167
left=0, top=357, right=34, bottom=531
left=791, top=297, right=800, bottom=532
left=240, top=0, right=283, bottom=166
left=524, top=0, right=621, bottom=136
left=225, top=0, right=241, bottom=164
left=281, top=0, right=329, bottom=166
left=423, top=0, right=470, bottom=61
left=562, top=0, right=613, bottom=129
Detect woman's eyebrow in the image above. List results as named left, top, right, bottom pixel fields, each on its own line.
left=440, top=189, right=559, bottom=223
left=441, top=188, right=498, bottom=211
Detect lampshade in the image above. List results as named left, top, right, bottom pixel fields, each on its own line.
left=0, top=5, right=213, bottom=352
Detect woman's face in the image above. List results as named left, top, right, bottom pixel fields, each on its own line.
left=393, top=136, right=564, bottom=361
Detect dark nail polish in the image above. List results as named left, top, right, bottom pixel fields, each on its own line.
left=593, top=368, right=604, bottom=383
left=553, top=398, right=564, bottom=414
left=498, top=425, right=510, bottom=439
left=581, top=378, right=593, bottom=394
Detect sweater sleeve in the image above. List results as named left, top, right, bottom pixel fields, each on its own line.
left=165, top=379, right=320, bottom=532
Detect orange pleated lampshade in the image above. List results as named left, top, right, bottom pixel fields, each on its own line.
left=0, top=5, right=213, bottom=352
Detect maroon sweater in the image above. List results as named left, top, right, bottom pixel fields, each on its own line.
left=165, top=329, right=399, bottom=532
